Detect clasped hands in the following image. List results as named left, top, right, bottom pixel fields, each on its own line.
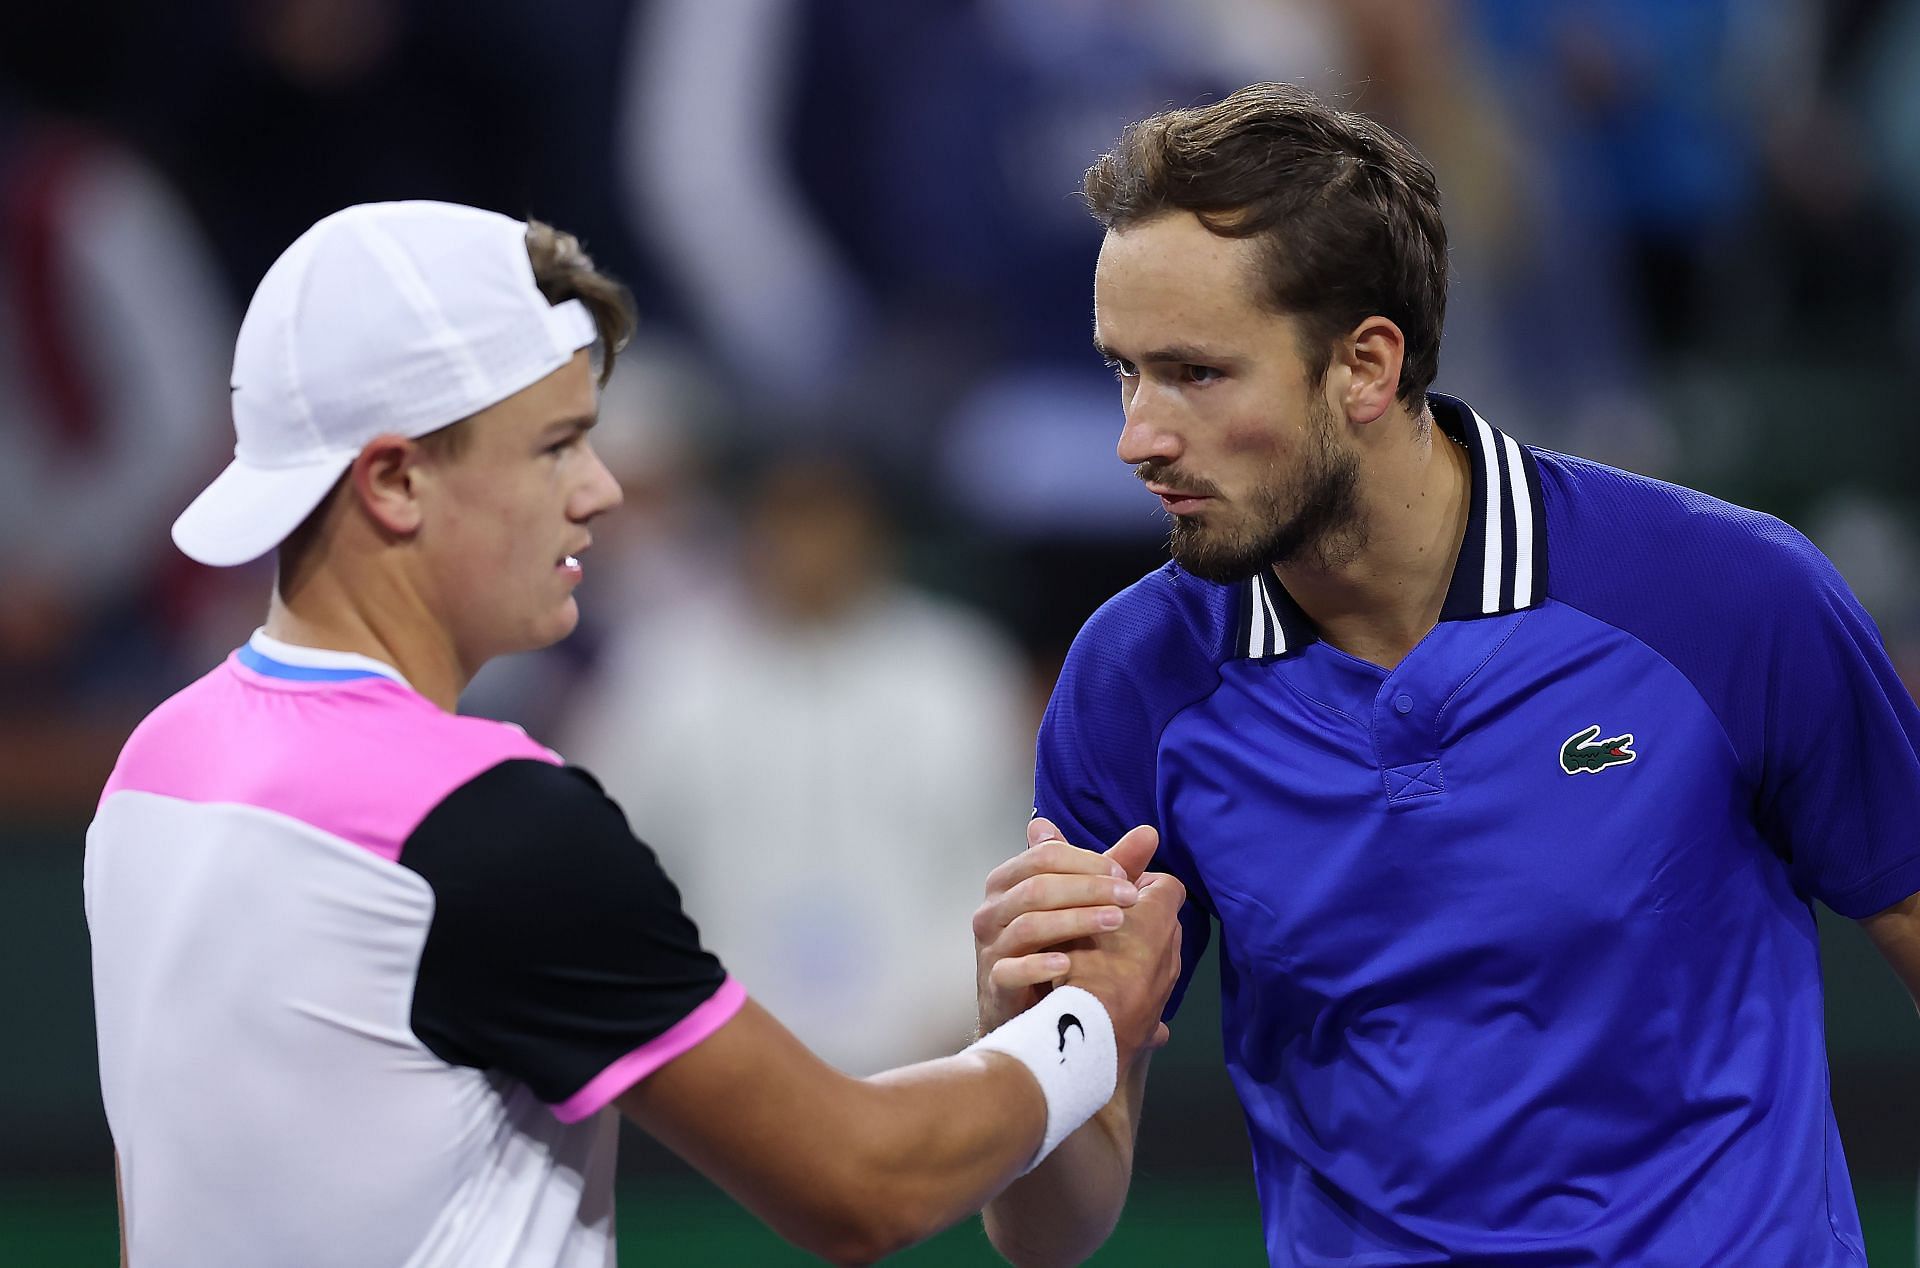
left=972, top=817, right=1185, bottom=1061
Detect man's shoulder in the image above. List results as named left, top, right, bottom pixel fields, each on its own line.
left=1048, top=561, right=1237, bottom=737
left=1534, top=448, right=1840, bottom=623
left=1066, top=561, right=1236, bottom=676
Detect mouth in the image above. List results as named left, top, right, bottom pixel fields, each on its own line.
left=558, top=541, right=590, bottom=578
left=1146, top=485, right=1213, bottom=515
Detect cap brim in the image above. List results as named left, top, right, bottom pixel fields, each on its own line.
left=171, top=455, right=352, bottom=567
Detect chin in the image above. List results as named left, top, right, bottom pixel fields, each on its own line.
left=1169, top=525, right=1269, bottom=583
left=505, top=600, right=582, bottom=658
left=539, top=599, right=582, bottom=646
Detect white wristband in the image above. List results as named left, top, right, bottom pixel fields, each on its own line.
left=970, top=986, right=1117, bottom=1174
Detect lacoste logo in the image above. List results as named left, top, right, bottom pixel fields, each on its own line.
left=1056, top=1013, right=1084, bottom=1062
left=1561, top=725, right=1636, bottom=774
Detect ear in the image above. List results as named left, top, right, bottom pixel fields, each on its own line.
left=346, top=436, right=426, bottom=539
left=1337, top=316, right=1406, bottom=426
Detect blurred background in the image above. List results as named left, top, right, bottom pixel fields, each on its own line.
left=2, top=0, right=1917, bottom=1263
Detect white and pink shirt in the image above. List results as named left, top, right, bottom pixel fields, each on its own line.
left=86, top=631, right=743, bottom=1267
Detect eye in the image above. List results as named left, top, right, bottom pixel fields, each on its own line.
left=1182, top=364, right=1222, bottom=385
left=1104, top=357, right=1139, bottom=380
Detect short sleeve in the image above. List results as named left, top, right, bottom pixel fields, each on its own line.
left=1755, top=547, right=1920, bottom=917
left=401, top=760, right=742, bottom=1120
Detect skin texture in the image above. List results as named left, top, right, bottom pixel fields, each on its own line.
left=1862, top=893, right=1920, bottom=1015
left=200, top=349, right=1190, bottom=1265
left=979, top=209, right=1920, bottom=1266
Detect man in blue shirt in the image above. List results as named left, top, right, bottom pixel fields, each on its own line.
left=971, top=82, right=1920, bottom=1266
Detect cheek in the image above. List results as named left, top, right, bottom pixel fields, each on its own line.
left=1219, top=415, right=1292, bottom=461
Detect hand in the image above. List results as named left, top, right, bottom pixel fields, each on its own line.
left=972, top=818, right=1163, bottom=1033
left=1061, top=868, right=1185, bottom=1064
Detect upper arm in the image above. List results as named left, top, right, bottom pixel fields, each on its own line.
left=1735, top=535, right=1920, bottom=918
left=401, top=760, right=739, bottom=1117
left=1861, top=891, right=1920, bottom=1011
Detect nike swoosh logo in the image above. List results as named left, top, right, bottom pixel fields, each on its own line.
left=1056, top=1013, right=1084, bottom=1062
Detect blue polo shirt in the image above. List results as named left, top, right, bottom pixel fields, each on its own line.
left=1035, top=394, right=1920, bottom=1266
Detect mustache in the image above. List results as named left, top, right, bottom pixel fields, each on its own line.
left=1134, top=462, right=1222, bottom=499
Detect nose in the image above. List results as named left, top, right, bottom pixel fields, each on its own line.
left=572, top=440, right=625, bottom=521
left=1116, top=387, right=1182, bottom=467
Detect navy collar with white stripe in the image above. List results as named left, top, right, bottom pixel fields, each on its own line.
left=1235, top=393, right=1549, bottom=660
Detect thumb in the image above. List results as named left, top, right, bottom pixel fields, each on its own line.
left=1104, top=823, right=1160, bottom=882
left=1027, top=815, right=1064, bottom=848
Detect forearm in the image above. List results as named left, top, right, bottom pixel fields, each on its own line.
left=622, top=1000, right=1060, bottom=1265
left=984, top=1054, right=1151, bottom=1267
left=115, top=1150, right=127, bottom=1268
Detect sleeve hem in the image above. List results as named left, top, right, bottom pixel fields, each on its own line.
left=1824, top=858, right=1920, bottom=920
left=548, top=976, right=747, bottom=1123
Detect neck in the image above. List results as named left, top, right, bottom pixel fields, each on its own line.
left=1274, top=413, right=1470, bottom=669
left=263, top=565, right=470, bottom=712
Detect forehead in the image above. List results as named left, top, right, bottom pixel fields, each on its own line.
left=1092, top=213, right=1274, bottom=351
left=473, top=349, right=597, bottom=439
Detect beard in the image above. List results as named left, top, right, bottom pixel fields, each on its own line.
left=1144, top=396, right=1366, bottom=583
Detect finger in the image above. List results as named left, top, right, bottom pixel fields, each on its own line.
left=1104, top=824, right=1160, bottom=882
left=975, top=870, right=1139, bottom=946
left=1147, top=1021, right=1172, bottom=1050
left=986, top=840, right=1129, bottom=898
left=1027, top=816, right=1062, bottom=848
left=988, top=952, right=1071, bottom=994
left=1133, top=870, right=1188, bottom=918
left=1000, top=905, right=1125, bottom=954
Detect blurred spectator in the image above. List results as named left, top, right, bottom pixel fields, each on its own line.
left=118, top=0, right=649, bottom=309
left=1862, top=0, right=1920, bottom=350
left=0, top=101, right=233, bottom=811
left=562, top=453, right=1035, bottom=1074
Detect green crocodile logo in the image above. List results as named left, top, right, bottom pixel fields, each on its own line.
left=1560, top=725, right=1636, bottom=775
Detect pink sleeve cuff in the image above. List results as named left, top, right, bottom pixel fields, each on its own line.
left=549, top=976, right=748, bottom=1123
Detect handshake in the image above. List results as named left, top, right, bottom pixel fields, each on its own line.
left=971, top=817, right=1187, bottom=1072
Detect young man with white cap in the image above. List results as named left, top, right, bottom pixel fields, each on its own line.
left=85, top=200, right=1184, bottom=1267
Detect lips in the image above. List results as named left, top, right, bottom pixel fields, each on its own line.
left=1147, top=485, right=1212, bottom=514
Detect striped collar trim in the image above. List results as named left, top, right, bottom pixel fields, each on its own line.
left=1235, top=393, right=1549, bottom=660
left=237, top=628, right=412, bottom=687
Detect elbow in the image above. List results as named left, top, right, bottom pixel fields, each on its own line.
left=771, top=1153, right=951, bottom=1266
left=790, top=1198, right=935, bottom=1267
left=984, top=1212, right=1108, bottom=1268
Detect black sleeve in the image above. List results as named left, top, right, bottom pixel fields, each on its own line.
left=402, top=759, right=729, bottom=1105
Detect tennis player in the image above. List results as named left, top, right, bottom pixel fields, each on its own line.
left=973, top=83, right=1920, bottom=1266
left=85, top=200, right=1185, bottom=1267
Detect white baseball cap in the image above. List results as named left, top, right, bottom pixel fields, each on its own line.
left=172, top=200, right=600, bottom=567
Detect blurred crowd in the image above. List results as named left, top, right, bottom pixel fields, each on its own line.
left=3, top=0, right=1918, bottom=1070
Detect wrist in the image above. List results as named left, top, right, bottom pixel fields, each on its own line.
left=968, top=986, right=1117, bottom=1174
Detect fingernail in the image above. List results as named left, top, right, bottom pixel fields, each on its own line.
left=1097, top=907, right=1123, bottom=929
left=1114, top=882, right=1139, bottom=905
left=1107, top=861, right=1127, bottom=879
left=1047, top=953, right=1071, bottom=973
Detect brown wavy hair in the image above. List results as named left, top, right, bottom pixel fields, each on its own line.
left=1085, top=82, right=1447, bottom=409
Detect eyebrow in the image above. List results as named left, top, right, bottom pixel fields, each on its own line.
left=542, top=413, right=598, bottom=439
left=1092, top=338, right=1232, bottom=366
